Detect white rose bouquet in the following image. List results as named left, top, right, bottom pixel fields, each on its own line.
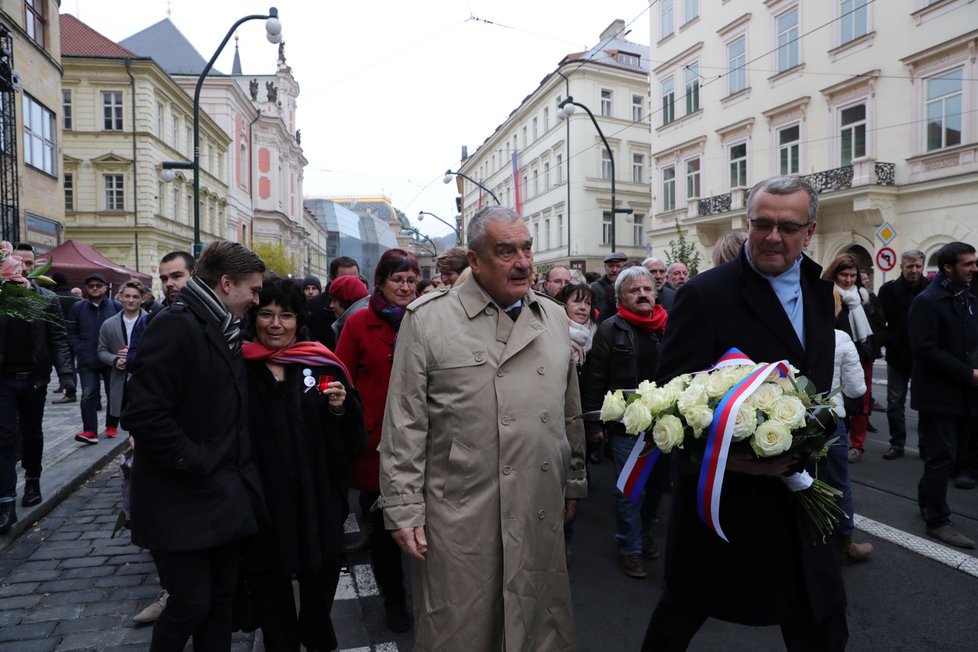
left=598, top=348, right=845, bottom=543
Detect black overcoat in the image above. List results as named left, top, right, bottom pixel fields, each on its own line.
left=654, top=249, right=845, bottom=626
left=122, top=291, right=264, bottom=552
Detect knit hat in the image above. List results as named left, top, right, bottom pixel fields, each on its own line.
left=302, top=275, right=322, bottom=293
left=329, top=275, right=368, bottom=305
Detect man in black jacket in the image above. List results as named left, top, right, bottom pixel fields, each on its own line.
left=306, top=256, right=359, bottom=349
left=877, top=250, right=929, bottom=459
left=122, top=240, right=266, bottom=650
left=908, top=241, right=978, bottom=549
left=0, top=244, right=75, bottom=533
left=591, top=252, right=626, bottom=323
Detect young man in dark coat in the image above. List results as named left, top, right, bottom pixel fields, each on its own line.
left=907, top=241, right=978, bottom=549
left=641, top=176, right=847, bottom=651
left=122, top=240, right=266, bottom=651
left=590, top=251, right=626, bottom=323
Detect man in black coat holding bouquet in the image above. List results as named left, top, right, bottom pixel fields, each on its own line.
left=642, top=176, right=847, bottom=651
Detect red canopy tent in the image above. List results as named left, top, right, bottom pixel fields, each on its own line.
left=44, top=240, right=152, bottom=290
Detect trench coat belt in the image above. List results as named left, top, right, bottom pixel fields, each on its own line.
left=371, top=493, right=424, bottom=512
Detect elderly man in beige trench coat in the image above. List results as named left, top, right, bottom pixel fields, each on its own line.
left=377, top=206, right=588, bottom=651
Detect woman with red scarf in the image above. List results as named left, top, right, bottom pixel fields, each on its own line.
left=238, top=276, right=366, bottom=651
left=581, top=265, right=669, bottom=580
left=335, top=248, right=419, bottom=633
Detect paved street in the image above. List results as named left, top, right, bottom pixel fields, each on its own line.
left=1, top=363, right=977, bottom=650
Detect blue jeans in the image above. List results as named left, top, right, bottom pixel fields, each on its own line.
left=0, top=376, right=47, bottom=501
left=79, top=367, right=118, bottom=433
left=611, top=434, right=669, bottom=556
left=886, top=364, right=911, bottom=450
left=917, top=412, right=969, bottom=529
left=825, top=422, right=855, bottom=535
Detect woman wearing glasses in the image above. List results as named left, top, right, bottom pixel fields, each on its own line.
left=239, top=276, right=366, bottom=651
left=335, top=248, right=420, bottom=633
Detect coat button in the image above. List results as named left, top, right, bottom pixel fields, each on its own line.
left=538, top=510, right=546, bottom=520
left=474, top=352, right=485, bottom=362
left=541, top=461, right=550, bottom=471
left=537, top=366, right=545, bottom=375
left=540, top=411, right=550, bottom=423
left=496, top=369, right=505, bottom=377
left=502, top=465, right=512, bottom=475
left=486, top=307, right=496, bottom=316
left=501, top=416, right=511, bottom=426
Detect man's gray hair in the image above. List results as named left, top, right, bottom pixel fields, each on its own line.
left=747, top=175, right=819, bottom=224
left=614, top=265, right=655, bottom=302
left=901, top=249, right=925, bottom=263
left=666, top=261, right=687, bottom=273
left=545, top=265, right=570, bottom=281
left=467, top=206, right=522, bottom=252
left=642, top=257, right=663, bottom=267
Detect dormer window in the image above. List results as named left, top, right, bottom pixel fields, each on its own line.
left=617, top=51, right=641, bottom=67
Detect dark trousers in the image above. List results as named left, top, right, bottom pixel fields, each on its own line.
left=641, top=591, right=848, bottom=651
left=359, top=490, right=405, bottom=607
left=886, top=364, right=911, bottom=450
left=918, top=412, right=973, bottom=528
left=251, top=560, right=342, bottom=652
left=79, top=366, right=118, bottom=433
left=150, top=542, right=240, bottom=652
left=0, top=376, right=47, bottom=501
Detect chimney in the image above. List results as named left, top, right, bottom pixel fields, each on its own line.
left=461, top=145, right=469, bottom=161
left=599, top=19, right=626, bottom=42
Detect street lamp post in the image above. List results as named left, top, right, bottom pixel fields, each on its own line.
left=557, top=96, right=632, bottom=253
left=162, top=8, right=282, bottom=257
left=443, top=169, right=500, bottom=205
left=418, top=210, right=461, bottom=242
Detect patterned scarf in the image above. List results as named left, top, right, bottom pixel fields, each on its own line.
left=835, top=284, right=873, bottom=343
left=568, top=317, right=596, bottom=366
left=183, top=276, right=242, bottom=355
left=369, top=289, right=408, bottom=332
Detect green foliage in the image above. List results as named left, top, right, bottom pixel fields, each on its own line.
left=0, top=281, right=50, bottom=322
left=664, top=219, right=702, bottom=275
left=252, top=242, right=294, bottom=277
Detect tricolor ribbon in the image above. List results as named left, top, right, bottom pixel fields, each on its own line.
left=697, top=351, right=791, bottom=542
left=616, top=432, right=661, bottom=502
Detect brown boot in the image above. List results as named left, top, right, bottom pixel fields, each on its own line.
left=838, top=534, right=873, bottom=562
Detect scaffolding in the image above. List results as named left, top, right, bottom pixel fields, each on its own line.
left=0, top=24, right=19, bottom=243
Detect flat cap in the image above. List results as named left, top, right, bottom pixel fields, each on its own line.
left=603, top=252, right=628, bottom=264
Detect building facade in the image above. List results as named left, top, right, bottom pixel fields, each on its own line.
left=646, top=0, right=976, bottom=282
left=456, top=20, right=653, bottom=277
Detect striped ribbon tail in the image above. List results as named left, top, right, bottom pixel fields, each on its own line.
left=696, top=359, right=790, bottom=542
left=616, top=433, right=661, bottom=502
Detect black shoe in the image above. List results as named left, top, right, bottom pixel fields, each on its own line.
left=385, top=603, right=411, bottom=633
left=883, top=447, right=904, bottom=460
left=0, top=502, right=17, bottom=535
left=22, top=479, right=41, bottom=507
left=954, top=475, right=977, bottom=490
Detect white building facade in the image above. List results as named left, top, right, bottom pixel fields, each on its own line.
left=457, top=20, right=653, bottom=277
left=646, top=0, right=977, bottom=282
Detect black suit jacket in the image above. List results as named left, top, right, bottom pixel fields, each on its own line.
left=655, top=250, right=844, bottom=626
left=122, top=289, right=264, bottom=552
left=306, top=292, right=337, bottom=350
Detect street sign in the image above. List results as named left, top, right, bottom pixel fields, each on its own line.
left=876, top=247, right=897, bottom=272
left=875, top=221, right=896, bottom=245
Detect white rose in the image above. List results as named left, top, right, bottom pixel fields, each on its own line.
left=642, top=388, right=674, bottom=416
left=600, top=390, right=627, bottom=422
left=731, top=404, right=758, bottom=441
left=665, top=374, right=691, bottom=395
left=705, top=371, right=735, bottom=398
left=652, top=413, right=686, bottom=453
left=637, top=379, right=657, bottom=396
left=770, top=396, right=807, bottom=429
left=748, top=382, right=784, bottom=414
left=683, top=405, right=714, bottom=438
left=774, top=376, right=796, bottom=393
left=622, top=401, right=653, bottom=435
left=750, top=420, right=793, bottom=457
left=677, top=383, right=709, bottom=415
left=725, top=365, right=755, bottom=387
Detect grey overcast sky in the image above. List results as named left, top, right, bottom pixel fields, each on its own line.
left=64, top=1, right=652, bottom=237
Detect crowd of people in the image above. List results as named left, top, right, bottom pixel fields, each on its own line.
left=0, top=173, right=974, bottom=651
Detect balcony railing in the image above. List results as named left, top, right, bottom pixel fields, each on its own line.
left=804, top=165, right=853, bottom=194
left=697, top=193, right=732, bottom=216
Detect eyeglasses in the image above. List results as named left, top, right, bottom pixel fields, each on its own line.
left=256, top=310, right=297, bottom=323
left=387, top=277, right=418, bottom=287
left=87, top=283, right=105, bottom=290
left=748, top=219, right=811, bottom=236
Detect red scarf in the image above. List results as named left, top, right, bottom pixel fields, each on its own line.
left=617, top=304, right=668, bottom=333
left=241, top=339, right=352, bottom=384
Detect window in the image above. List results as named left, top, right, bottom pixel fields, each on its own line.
left=602, top=212, right=613, bottom=244
left=661, top=77, right=675, bottom=125
left=633, top=154, right=644, bottom=183
left=601, top=150, right=613, bottom=180
left=779, top=124, right=800, bottom=174
left=684, top=0, right=699, bottom=24
left=533, top=221, right=539, bottom=251
left=840, top=104, right=866, bottom=165
left=661, top=0, right=675, bottom=39
left=727, top=37, right=747, bottom=95
left=532, top=117, right=538, bottom=140
left=840, top=0, right=868, bottom=43
left=632, top=94, right=644, bottom=122
left=104, top=175, right=124, bottom=211
left=522, top=126, right=527, bottom=149
left=157, top=102, right=164, bottom=136
left=544, top=107, right=549, bottom=132
left=533, top=169, right=539, bottom=196
left=926, top=68, right=962, bottom=151
left=239, top=144, right=249, bottom=188
left=618, top=52, right=640, bottom=67
left=172, top=187, right=179, bottom=220
left=633, top=221, right=644, bottom=246
left=158, top=181, right=165, bottom=215
left=556, top=155, right=563, bottom=184
left=64, top=173, right=74, bottom=211
left=729, top=142, right=748, bottom=188
left=102, top=91, right=123, bottom=130
left=600, top=89, right=613, bottom=117
left=62, top=90, right=72, bottom=131
left=172, top=115, right=180, bottom=149
left=662, top=166, right=676, bottom=211
left=22, top=94, right=55, bottom=175
left=776, top=7, right=800, bottom=72
left=685, top=64, right=700, bottom=114
left=25, top=0, right=45, bottom=47
left=557, top=214, right=564, bottom=247
left=686, top=158, right=701, bottom=199
left=544, top=217, right=551, bottom=250
left=187, top=194, right=193, bottom=224
left=544, top=162, right=551, bottom=190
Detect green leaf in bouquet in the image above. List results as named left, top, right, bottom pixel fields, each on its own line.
left=823, top=385, right=843, bottom=400
left=626, top=392, right=642, bottom=405
left=796, top=376, right=817, bottom=397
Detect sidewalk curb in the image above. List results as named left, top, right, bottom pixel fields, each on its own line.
left=0, top=438, right=128, bottom=554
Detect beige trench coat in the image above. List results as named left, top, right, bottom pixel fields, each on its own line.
left=378, top=278, right=587, bottom=651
